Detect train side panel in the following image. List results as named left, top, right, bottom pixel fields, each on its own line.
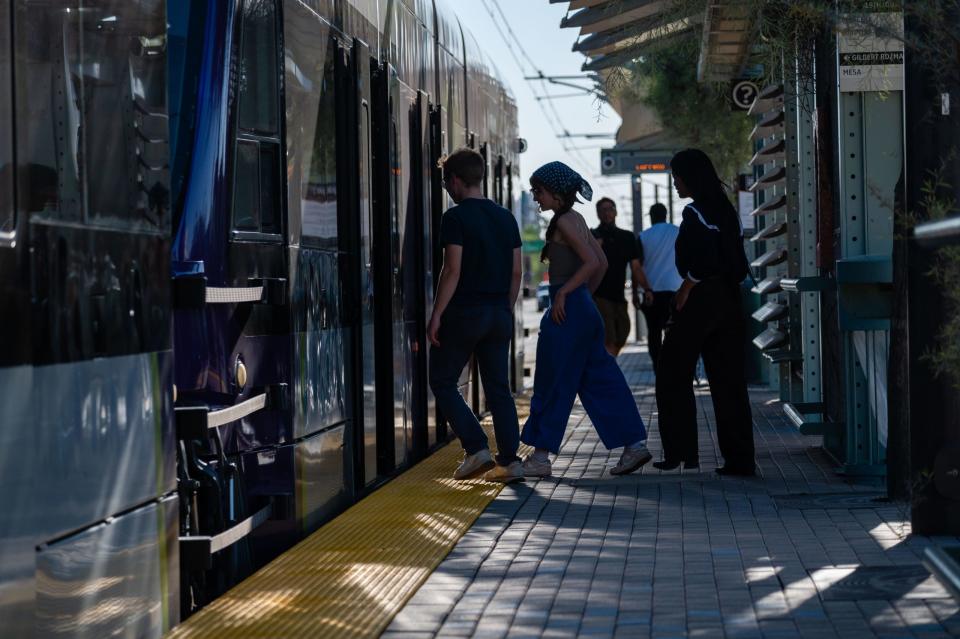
left=0, top=0, right=176, bottom=636
left=0, top=0, right=522, bottom=632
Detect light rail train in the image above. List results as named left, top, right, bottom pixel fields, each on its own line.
left=0, top=0, right=524, bottom=635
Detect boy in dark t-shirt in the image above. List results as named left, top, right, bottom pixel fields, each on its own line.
left=428, top=148, right=523, bottom=483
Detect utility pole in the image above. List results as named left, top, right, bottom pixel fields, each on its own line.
left=632, top=176, right=644, bottom=235
left=633, top=177, right=645, bottom=343
left=667, top=174, right=675, bottom=224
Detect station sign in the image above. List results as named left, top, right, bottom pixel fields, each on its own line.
left=730, top=79, right=759, bottom=111
left=837, top=1, right=903, bottom=92
left=600, top=149, right=673, bottom=175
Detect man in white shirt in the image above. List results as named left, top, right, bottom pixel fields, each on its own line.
left=638, top=203, right=682, bottom=374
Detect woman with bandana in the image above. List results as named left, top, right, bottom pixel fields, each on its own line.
left=520, top=161, right=651, bottom=478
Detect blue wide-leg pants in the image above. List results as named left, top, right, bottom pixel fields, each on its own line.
left=521, top=285, right=647, bottom=454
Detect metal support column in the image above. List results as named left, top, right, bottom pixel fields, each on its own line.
left=633, top=177, right=644, bottom=342
left=796, top=89, right=822, bottom=406
left=779, top=50, right=827, bottom=438
left=782, top=78, right=806, bottom=403
left=667, top=174, right=674, bottom=223
left=632, top=176, right=644, bottom=234
left=834, top=89, right=901, bottom=480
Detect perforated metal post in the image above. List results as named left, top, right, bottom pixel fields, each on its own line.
left=785, top=49, right=824, bottom=407
left=783, top=75, right=805, bottom=403
left=835, top=89, right=901, bottom=480
left=796, top=86, right=822, bottom=406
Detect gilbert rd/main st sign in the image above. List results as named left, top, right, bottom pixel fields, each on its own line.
left=600, top=148, right=673, bottom=175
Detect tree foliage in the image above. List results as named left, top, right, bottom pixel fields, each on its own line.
left=615, top=42, right=753, bottom=183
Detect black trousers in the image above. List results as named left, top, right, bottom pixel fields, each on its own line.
left=654, top=279, right=755, bottom=469
left=640, top=291, right=674, bottom=374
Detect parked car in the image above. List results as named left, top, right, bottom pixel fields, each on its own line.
left=537, top=282, right=551, bottom=311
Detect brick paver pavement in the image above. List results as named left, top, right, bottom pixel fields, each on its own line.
left=384, top=346, right=960, bottom=638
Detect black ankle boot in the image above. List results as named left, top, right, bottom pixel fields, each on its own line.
left=652, top=459, right=681, bottom=470
left=653, top=458, right=699, bottom=470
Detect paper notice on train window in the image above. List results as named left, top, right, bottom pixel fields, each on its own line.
left=837, top=9, right=904, bottom=93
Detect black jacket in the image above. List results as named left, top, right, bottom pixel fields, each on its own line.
left=675, top=200, right=749, bottom=284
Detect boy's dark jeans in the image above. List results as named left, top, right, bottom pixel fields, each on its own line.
left=429, top=305, right=521, bottom=467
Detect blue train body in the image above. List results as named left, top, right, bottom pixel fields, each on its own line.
left=0, top=0, right=522, bottom=635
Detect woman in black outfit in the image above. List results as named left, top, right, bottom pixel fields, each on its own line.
left=652, top=149, right=756, bottom=476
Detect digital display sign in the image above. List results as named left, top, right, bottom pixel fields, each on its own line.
left=601, top=148, right=674, bottom=175
left=634, top=162, right=668, bottom=172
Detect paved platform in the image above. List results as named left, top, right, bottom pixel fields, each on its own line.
left=385, top=346, right=960, bottom=638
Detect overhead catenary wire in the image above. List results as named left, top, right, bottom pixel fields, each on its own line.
left=479, top=0, right=672, bottom=217
left=479, top=0, right=606, bottom=181
left=478, top=1, right=569, bottom=146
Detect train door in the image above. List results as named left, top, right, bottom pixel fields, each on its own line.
left=429, top=104, right=449, bottom=443
left=394, top=79, right=420, bottom=468
left=371, top=63, right=411, bottom=474
left=285, top=23, right=354, bottom=535
left=3, top=2, right=176, bottom=634
left=351, top=39, right=378, bottom=487
left=506, top=162, right=523, bottom=392
left=410, top=91, right=433, bottom=458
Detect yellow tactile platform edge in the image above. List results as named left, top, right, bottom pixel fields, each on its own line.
left=168, top=397, right=531, bottom=639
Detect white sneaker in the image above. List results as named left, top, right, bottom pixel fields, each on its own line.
left=484, top=461, right=524, bottom=484
left=610, top=446, right=652, bottom=476
left=453, top=449, right=495, bottom=480
left=521, top=455, right=552, bottom=478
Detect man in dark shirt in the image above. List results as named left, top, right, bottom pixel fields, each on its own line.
left=427, top=148, right=523, bottom=483
left=591, top=197, right=653, bottom=356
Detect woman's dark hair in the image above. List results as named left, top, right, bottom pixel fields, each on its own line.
left=669, top=148, right=737, bottom=221
left=533, top=176, right=579, bottom=263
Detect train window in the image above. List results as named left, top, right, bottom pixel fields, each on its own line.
left=0, top=0, right=12, bottom=237
left=232, top=0, right=282, bottom=237
left=232, top=139, right=281, bottom=234
left=258, top=143, right=280, bottom=234
left=302, top=38, right=337, bottom=246
left=237, top=0, right=280, bottom=136
left=233, top=141, right=260, bottom=230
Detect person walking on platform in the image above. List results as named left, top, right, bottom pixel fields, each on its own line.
left=653, top=149, right=756, bottom=476
left=592, top=197, right=654, bottom=356
left=428, top=148, right=524, bottom=484
left=520, top=161, right=651, bottom=478
left=638, top=202, right=682, bottom=374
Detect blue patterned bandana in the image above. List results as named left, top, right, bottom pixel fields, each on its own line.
left=531, top=161, right=593, bottom=202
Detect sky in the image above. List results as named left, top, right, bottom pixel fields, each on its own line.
left=452, top=0, right=675, bottom=231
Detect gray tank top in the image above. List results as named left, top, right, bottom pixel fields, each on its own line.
left=547, top=241, right=581, bottom=286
